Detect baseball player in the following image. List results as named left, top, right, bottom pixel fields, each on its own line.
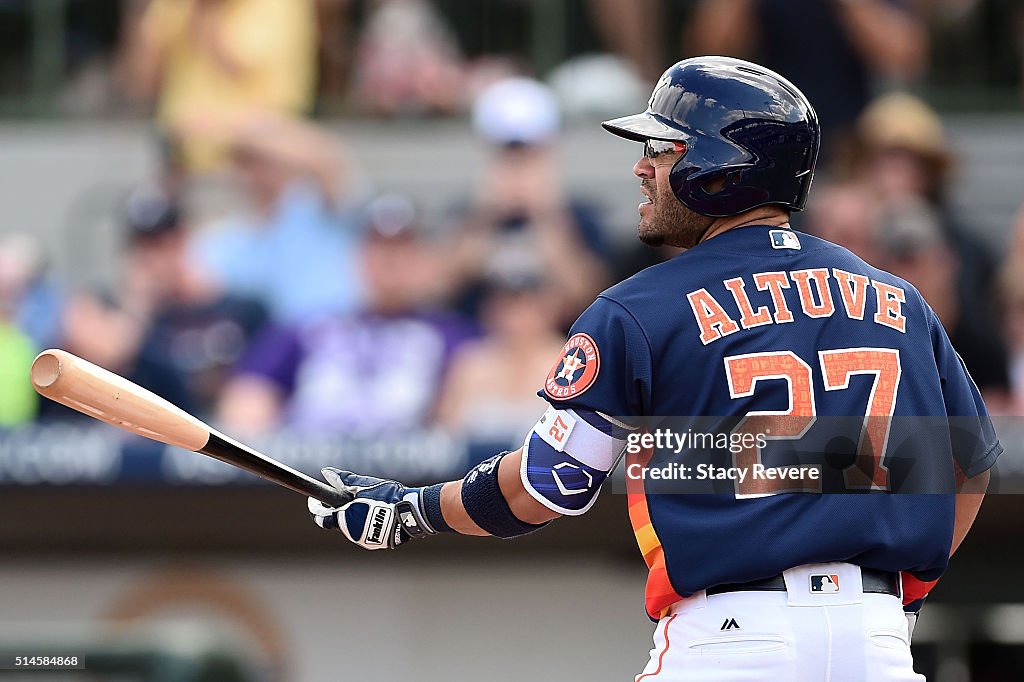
left=308, top=57, right=1000, bottom=681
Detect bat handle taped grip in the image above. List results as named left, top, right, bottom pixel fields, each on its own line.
left=310, top=479, right=355, bottom=507
left=199, top=432, right=356, bottom=507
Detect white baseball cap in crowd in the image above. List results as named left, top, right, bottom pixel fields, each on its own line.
left=472, top=77, right=561, bottom=147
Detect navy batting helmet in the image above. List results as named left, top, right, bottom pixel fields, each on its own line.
left=602, top=56, right=820, bottom=218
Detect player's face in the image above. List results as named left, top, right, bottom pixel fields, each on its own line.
left=634, top=141, right=714, bottom=249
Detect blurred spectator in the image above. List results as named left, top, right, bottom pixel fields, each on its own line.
left=353, top=0, right=464, bottom=116
left=448, top=77, right=612, bottom=326
left=437, top=272, right=563, bottom=444
left=1011, top=202, right=1024, bottom=260
left=547, top=54, right=651, bottom=118
left=687, top=0, right=928, bottom=152
left=0, top=234, right=41, bottom=426
left=0, top=232, right=64, bottom=350
left=853, top=93, right=951, bottom=206
left=0, top=321, right=35, bottom=427
left=314, top=0, right=355, bottom=111
left=805, top=181, right=885, bottom=267
left=850, top=93, right=999, bottom=335
left=191, top=114, right=363, bottom=324
left=998, top=205, right=1024, bottom=413
left=999, top=257, right=1024, bottom=413
left=121, top=0, right=317, bottom=173
left=62, top=188, right=268, bottom=417
left=875, top=198, right=1008, bottom=395
left=584, top=0, right=666, bottom=82
left=218, top=195, right=475, bottom=436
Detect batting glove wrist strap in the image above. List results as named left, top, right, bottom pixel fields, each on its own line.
left=461, top=453, right=550, bottom=538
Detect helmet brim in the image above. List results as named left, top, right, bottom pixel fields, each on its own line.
left=601, top=112, right=687, bottom=143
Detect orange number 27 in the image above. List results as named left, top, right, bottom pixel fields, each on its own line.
left=724, top=348, right=901, bottom=496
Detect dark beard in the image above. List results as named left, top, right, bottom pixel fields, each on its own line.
left=639, top=231, right=666, bottom=247
left=639, top=184, right=714, bottom=249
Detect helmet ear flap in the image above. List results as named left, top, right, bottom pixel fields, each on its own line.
left=671, top=163, right=771, bottom=217
left=700, top=172, right=736, bottom=196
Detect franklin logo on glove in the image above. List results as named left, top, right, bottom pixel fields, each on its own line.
left=367, top=506, right=392, bottom=546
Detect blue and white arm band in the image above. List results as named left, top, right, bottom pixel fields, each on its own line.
left=520, top=406, right=633, bottom=516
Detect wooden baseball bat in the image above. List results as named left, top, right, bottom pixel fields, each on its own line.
left=29, top=349, right=353, bottom=507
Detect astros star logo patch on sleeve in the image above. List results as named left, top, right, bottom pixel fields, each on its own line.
left=544, top=333, right=600, bottom=400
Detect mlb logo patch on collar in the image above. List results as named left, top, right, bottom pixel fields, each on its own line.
left=810, top=574, right=840, bottom=593
left=770, top=229, right=801, bottom=250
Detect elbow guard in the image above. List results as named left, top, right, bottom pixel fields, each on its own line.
left=520, top=406, right=631, bottom=516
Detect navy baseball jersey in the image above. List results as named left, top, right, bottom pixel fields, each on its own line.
left=540, top=225, right=1001, bottom=619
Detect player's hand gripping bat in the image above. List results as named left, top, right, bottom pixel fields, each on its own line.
left=29, top=349, right=354, bottom=507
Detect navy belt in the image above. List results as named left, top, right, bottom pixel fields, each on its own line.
left=706, top=568, right=900, bottom=597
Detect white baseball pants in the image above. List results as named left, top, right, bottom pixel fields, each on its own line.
left=635, top=563, right=924, bottom=682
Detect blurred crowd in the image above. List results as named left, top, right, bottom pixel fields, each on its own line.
left=1, top=0, right=1023, bottom=443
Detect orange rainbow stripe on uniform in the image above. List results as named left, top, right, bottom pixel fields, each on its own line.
left=901, top=573, right=938, bottom=606
left=627, top=445, right=684, bottom=619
